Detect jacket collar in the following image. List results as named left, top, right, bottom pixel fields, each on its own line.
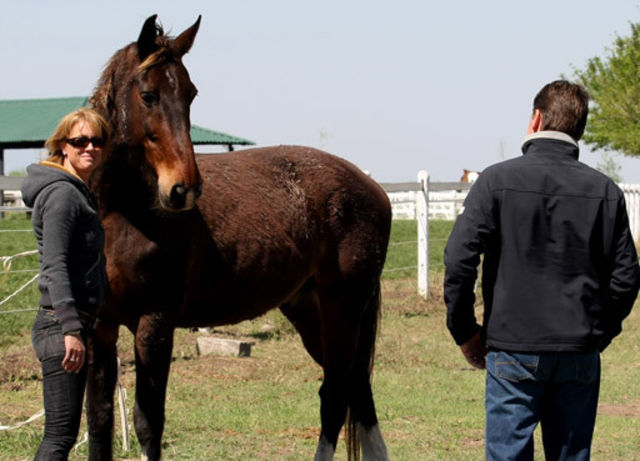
left=521, top=131, right=579, bottom=159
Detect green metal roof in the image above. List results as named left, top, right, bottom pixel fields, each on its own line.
left=0, top=97, right=254, bottom=149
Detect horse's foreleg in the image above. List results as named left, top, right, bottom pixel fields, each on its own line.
left=133, top=312, right=175, bottom=461
left=87, top=319, right=119, bottom=461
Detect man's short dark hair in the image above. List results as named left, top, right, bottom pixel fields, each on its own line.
left=533, top=80, right=589, bottom=140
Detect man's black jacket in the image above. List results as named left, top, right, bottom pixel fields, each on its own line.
left=444, top=131, right=640, bottom=352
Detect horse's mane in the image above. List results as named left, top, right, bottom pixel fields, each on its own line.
left=90, top=22, right=173, bottom=135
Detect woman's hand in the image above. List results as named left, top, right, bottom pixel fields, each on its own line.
left=62, top=334, right=85, bottom=373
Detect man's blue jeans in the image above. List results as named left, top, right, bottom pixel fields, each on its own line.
left=31, top=308, right=88, bottom=461
left=485, top=350, right=600, bottom=461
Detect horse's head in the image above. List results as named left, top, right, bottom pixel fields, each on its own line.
left=92, top=15, right=203, bottom=212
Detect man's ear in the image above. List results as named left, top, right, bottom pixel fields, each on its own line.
left=527, top=109, right=543, bottom=134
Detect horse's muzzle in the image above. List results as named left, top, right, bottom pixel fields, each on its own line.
left=162, top=182, right=202, bottom=211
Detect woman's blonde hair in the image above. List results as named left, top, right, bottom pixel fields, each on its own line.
left=44, top=108, right=110, bottom=165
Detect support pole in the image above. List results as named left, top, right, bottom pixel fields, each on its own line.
left=417, top=170, right=429, bottom=299
left=116, top=357, right=130, bottom=452
left=0, top=148, right=4, bottom=219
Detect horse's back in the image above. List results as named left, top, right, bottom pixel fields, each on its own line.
left=196, top=145, right=391, bottom=245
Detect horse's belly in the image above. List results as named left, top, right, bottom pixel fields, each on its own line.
left=176, top=271, right=309, bottom=327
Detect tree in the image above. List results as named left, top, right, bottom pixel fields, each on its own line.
left=596, top=151, right=622, bottom=183
left=572, top=22, right=640, bottom=156
left=8, top=169, right=26, bottom=177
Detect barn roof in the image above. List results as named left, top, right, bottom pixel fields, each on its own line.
left=0, top=97, right=255, bottom=149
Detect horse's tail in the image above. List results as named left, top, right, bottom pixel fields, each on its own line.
left=346, top=277, right=382, bottom=461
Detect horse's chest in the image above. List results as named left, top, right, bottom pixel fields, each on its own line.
left=104, top=217, right=188, bottom=290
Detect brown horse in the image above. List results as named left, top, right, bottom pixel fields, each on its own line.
left=85, top=15, right=391, bottom=461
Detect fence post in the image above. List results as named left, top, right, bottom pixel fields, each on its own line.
left=633, top=185, right=640, bottom=244
left=417, top=170, right=429, bottom=299
left=116, top=357, right=130, bottom=451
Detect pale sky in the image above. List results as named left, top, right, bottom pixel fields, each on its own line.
left=2, top=0, right=640, bottom=183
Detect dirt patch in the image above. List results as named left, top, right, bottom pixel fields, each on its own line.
left=0, top=344, right=40, bottom=385
left=259, top=426, right=321, bottom=440
left=177, top=354, right=262, bottom=382
left=381, top=277, right=442, bottom=316
left=598, top=402, right=640, bottom=417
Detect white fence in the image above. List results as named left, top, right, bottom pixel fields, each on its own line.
left=384, top=180, right=471, bottom=221
left=384, top=175, right=640, bottom=243
left=381, top=171, right=473, bottom=299
left=381, top=174, right=640, bottom=300
left=620, top=184, right=640, bottom=245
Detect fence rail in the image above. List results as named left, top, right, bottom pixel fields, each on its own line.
left=3, top=174, right=640, bottom=301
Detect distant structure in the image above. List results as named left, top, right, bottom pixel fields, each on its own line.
left=460, top=169, right=480, bottom=184
left=0, top=96, right=255, bottom=175
left=0, top=97, right=256, bottom=211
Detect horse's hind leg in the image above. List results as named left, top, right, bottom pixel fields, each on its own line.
left=133, top=312, right=175, bottom=461
left=282, top=277, right=388, bottom=461
left=280, top=279, right=323, bottom=366
left=281, top=280, right=343, bottom=461
left=348, top=279, right=388, bottom=461
left=320, top=277, right=389, bottom=461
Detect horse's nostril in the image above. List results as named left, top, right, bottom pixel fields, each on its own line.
left=169, top=183, right=188, bottom=209
left=171, top=184, right=187, bottom=198
left=167, top=183, right=200, bottom=209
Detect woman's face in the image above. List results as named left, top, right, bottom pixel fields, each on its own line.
left=62, top=120, right=104, bottom=182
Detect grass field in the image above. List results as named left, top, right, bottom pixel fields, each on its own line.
left=0, top=215, right=639, bottom=460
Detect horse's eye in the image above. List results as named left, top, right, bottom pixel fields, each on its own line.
left=140, top=91, right=158, bottom=107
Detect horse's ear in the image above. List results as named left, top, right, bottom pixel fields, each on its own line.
left=138, top=14, right=160, bottom=61
left=172, top=15, right=201, bottom=57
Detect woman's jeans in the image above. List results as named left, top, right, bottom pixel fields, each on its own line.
left=31, top=308, right=88, bottom=461
left=485, top=350, right=600, bottom=461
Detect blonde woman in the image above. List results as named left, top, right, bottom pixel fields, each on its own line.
left=21, top=108, right=109, bottom=460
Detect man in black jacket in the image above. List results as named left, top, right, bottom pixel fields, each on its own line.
left=444, top=80, right=640, bottom=461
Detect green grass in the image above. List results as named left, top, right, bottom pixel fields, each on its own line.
left=383, top=219, right=452, bottom=279
left=0, top=213, right=39, bottom=346
left=2, top=279, right=638, bottom=460
left=1, top=216, right=638, bottom=459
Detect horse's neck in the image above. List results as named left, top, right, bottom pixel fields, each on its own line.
left=96, top=144, right=155, bottom=215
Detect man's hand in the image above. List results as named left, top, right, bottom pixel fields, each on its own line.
left=460, top=332, right=487, bottom=369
